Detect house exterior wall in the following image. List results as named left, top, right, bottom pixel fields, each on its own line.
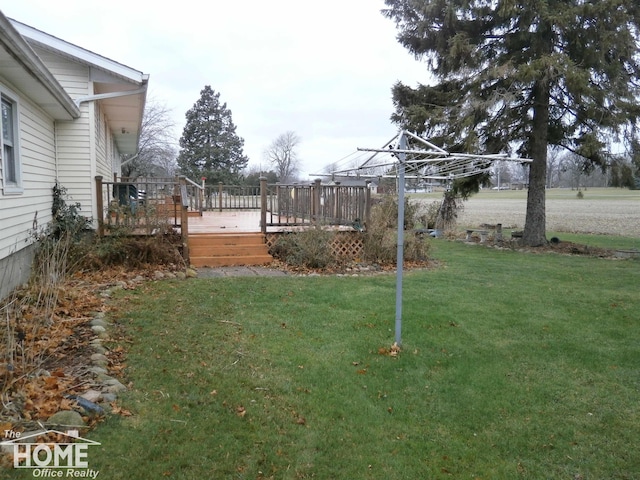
left=32, top=46, right=123, bottom=221
left=33, top=47, right=95, bottom=218
left=0, top=79, right=57, bottom=297
left=0, top=18, right=145, bottom=302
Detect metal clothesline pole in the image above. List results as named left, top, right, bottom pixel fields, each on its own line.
left=395, top=131, right=407, bottom=346
left=349, top=129, right=532, bottom=348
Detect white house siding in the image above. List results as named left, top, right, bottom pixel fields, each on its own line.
left=33, top=47, right=95, bottom=218
left=0, top=83, right=57, bottom=299
left=95, top=104, right=111, bottom=179
left=33, top=47, right=124, bottom=221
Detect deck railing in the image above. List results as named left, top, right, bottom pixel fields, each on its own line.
left=94, top=175, right=191, bottom=259
left=95, top=175, right=371, bottom=238
left=260, top=178, right=371, bottom=234
left=203, top=183, right=262, bottom=210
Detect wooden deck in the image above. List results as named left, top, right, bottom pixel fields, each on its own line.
left=188, top=211, right=263, bottom=234
left=186, top=211, right=335, bottom=234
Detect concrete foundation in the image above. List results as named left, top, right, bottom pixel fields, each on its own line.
left=0, top=244, right=35, bottom=302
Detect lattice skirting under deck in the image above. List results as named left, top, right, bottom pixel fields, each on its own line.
left=265, top=231, right=364, bottom=260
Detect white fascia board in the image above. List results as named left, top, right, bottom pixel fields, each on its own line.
left=0, top=13, right=79, bottom=119
left=10, top=19, right=147, bottom=85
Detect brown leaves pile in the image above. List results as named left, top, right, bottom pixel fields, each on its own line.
left=378, top=342, right=401, bottom=357
left=0, top=265, right=160, bottom=431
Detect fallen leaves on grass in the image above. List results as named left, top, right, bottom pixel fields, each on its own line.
left=0, top=265, right=169, bottom=429
left=110, top=403, right=133, bottom=417
left=378, top=342, right=401, bottom=357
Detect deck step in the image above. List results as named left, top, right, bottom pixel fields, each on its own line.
left=188, top=233, right=273, bottom=267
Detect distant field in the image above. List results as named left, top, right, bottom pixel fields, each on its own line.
left=409, top=187, right=640, bottom=237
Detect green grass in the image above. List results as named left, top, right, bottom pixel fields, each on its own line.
left=544, top=231, right=640, bottom=251
left=6, top=240, right=639, bottom=479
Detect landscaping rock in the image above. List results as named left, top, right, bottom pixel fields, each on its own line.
left=101, top=393, right=117, bottom=403
left=89, top=366, right=108, bottom=376
left=90, top=353, right=109, bottom=364
left=92, top=345, right=107, bottom=355
left=89, top=318, right=108, bottom=328
left=47, top=410, right=85, bottom=428
left=186, top=268, right=198, bottom=278
left=95, top=373, right=114, bottom=382
left=91, top=325, right=106, bottom=334
left=103, top=379, right=127, bottom=394
left=80, top=389, right=102, bottom=403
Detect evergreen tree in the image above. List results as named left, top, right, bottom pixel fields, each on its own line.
left=178, top=86, right=249, bottom=184
left=383, top=0, right=640, bottom=246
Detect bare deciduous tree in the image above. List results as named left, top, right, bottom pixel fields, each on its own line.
left=264, top=131, right=301, bottom=183
left=122, top=97, right=178, bottom=178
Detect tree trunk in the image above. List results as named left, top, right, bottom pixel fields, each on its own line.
left=523, top=79, right=550, bottom=247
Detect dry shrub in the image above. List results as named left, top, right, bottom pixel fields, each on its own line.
left=269, top=227, right=337, bottom=269
left=362, top=195, right=430, bottom=264
left=78, top=231, right=185, bottom=270
left=435, top=191, right=463, bottom=231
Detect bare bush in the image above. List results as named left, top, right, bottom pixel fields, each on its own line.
left=362, top=196, right=430, bottom=264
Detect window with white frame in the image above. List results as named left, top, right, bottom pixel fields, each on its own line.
left=1, top=93, right=21, bottom=193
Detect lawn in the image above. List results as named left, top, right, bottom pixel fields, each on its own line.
left=12, top=239, right=640, bottom=479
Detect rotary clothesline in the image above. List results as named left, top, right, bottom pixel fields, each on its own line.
left=316, top=130, right=532, bottom=348
left=314, top=130, right=531, bottom=181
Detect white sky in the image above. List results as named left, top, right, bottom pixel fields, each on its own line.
left=4, top=0, right=429, bottom=178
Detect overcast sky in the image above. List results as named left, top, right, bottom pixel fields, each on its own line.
left=5, top=0, right=429, bottom=178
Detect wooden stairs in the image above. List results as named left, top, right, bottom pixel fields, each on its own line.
left=188, top=233, right=273, bottom=267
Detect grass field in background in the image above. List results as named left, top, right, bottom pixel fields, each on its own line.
left=408, top=186, right=640, bottom=201
left=39, top=239, right=638, bottom=479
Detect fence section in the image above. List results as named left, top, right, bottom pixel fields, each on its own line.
left=262, top=179, right=371, bottom=232
left=94, top=175, right=191, bottom=259
left=202, top=183, right=262, bottom=210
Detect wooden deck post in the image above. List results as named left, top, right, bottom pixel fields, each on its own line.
left=260, top=177, right=267, bottom=234
left=218, top=182, right=224, bottom=212
left=95, top=176, right=105, bottom=237
left=313, top=178, right=322, bottom=225
left=179, top=177, right=190, bottom=264
left=365, top=181, right=372, bottom=229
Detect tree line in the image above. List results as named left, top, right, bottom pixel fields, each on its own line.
left=127, top=1, right=640, bottom=246
left=124, top=85, right=302, bottom=186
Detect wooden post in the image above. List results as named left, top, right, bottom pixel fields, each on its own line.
left=180, top=177, right=190, bottom=264
left=218, top=182, right=224, bottom=212
left=95, top=176, right=105, bottom=237
left=333, top=182, right=340, bottom=222
left=292, top=183, right=298, bottom=222
left=496, top=223, right=503, bottom=243
left=365, top=181, right=372, bottom=229
left=260, top=177, right=267, bottom=235
left=313, top=178, right=322, bottom=225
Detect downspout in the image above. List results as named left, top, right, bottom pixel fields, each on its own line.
left=74, top=86, right=147, bottom=108
left=74, top=86, right=146, bottom=214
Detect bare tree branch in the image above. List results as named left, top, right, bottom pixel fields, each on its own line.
left=122, top=97, right=178, bottom=178
left=263, top=131, right=301, bottom=183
